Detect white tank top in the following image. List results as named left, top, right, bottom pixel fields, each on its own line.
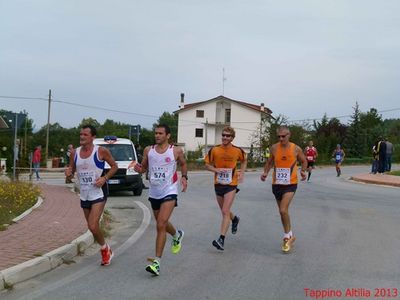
left=75, top=145, right=105, bottom=201
left=148, top=145, right=178, bottom=199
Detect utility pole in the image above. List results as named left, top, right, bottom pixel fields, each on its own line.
left=222, top=68, right=227, bottom=95
left=12, top=113, right=18, bottom=181
left=259, top=118, right=263, bottom=162
left=204, top=118, right=208, bottom=156
left=45, top=89, right=51, bottom=162
left=24, top=116, right=28, bottom=157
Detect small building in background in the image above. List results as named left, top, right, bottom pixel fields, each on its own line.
left=175, top=94, right=273, bottom=156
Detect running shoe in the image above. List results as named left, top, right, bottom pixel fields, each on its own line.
left=171, top=229, right=184, bottom=254
left=212, top=237, right=224, bottom=251
left=146, top=259, right=160, bottom=276
left=281, top=236, right=296, bottom=253
left=231, top=216, right=240, bottom=234
left=100, top=244, right=114, bottom=266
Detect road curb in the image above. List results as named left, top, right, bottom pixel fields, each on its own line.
left=0, top=230, right=93, bottom=291
left=350, top=176, right=400, bottom=188
left=12, top=196, right=43, bottom=223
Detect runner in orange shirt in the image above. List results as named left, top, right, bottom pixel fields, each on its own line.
left=261, top=126, right=307, bottom=253
left=205, top=126, right=247, bottom=251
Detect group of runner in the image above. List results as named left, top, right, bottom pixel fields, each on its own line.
left=65, top=124, right=344, bottom=276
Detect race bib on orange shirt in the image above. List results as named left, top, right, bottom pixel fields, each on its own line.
left=217, top=168, right=233, bottom=185
left=275, top=168, right=290, bottom=185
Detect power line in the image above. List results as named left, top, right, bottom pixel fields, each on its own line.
left=1, top=94, right=399, bottom=125
left=52, top=98, right=159, bottom=119
left=0, top=94, right=160, bottom=119
left=0, top=95, right=47, bottom=101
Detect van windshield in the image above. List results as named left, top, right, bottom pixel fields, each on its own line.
left=101, top=144, right=135, bottom=161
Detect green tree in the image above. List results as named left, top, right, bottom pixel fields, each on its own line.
left=154, top=112, right=178, bottom=143
left=100, top=119, right=130, bottom=138
left=249, top=114, right=281, bottom=162
left=288, top=124, right=308, bottom=149
left=32, top=123, right=79, bottom=163
left=79, top=118, right=100, bottom=129
left=345, top=102, right=364, bottom=157
left=312, top=115, right=347, bottom=161
left=0, top=109, right=34, bottom=168
left=359, top=108, right=384, bottom=155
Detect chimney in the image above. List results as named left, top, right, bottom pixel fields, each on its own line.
left=180, top=93, right=185, bottom=109
left=260, top=103, right=265, bottom=112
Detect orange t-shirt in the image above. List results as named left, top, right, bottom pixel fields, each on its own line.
left=205, top=144, right=246, bottom=186
left=272, top=142, right=298, bottom=185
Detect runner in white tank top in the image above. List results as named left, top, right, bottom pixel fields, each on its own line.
left=65, top=125, right=118, bottom=266
left=134, top=124, right=188, bottom=276
left=148, top=144, right=179, bottom=199
left=75, top=145, right=105, bottom=201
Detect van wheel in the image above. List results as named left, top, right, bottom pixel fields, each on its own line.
left=133, top=186, right=143, bottom=196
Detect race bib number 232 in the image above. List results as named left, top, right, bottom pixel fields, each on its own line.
left=275, top=168, right=290, bottom=185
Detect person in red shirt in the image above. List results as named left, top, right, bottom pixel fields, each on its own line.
left=304, top=141, right=318, bottom=181
left=32, top=145, right=42, bottom=180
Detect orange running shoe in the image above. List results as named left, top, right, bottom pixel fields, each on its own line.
left=100, top=244, right=114, bottom=266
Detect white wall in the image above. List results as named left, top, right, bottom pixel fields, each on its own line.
left=177, top=102, right=216, bottom=153
left=230, top=102, right=260, bottom=151
left=178, top=100, right=262, bottom=154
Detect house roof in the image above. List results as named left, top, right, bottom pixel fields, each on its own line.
left=174, top=95, right=273, bottom=116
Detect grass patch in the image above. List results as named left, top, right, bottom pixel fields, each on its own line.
left=4, top=281, right=14, bottom=290
left=0, top=180, right=41, bottom=227
left=389, top=170, right=400, bottom=176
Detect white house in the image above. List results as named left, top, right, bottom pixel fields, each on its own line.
left=175, top=94, right=273, bottom=156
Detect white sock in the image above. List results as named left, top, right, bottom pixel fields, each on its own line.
left=155, top=257, right=161, bottom=263
left=101, top=243, right=108, bottom=250
left=173, top=231, right=178, bottom=239
left=283, top=231, right=292, bottom=239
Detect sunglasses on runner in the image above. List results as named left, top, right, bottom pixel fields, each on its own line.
left=222, top=134, right=232, bottom=138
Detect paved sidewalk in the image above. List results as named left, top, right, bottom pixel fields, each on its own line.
left=351, top=173, right=400, bottom=188
left=0, top=184, right=87, bottom=271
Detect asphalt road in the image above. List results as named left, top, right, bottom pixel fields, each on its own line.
left=2, top=166, right=400, bottom=300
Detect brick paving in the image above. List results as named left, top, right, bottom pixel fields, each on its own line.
left=0, top=184, right=87, bottom=270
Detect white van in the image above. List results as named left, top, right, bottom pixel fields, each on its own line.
left=94, top=136, right=143, bottom=196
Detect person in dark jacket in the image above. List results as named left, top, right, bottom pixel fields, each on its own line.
left=377, top=137, right=386, bottom=174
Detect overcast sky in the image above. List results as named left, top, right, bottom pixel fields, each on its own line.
left=1, top=0, right=399, bottom=130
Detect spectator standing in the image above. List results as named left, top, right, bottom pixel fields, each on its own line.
left=377, top=137, right=386, bottom=174
left=65, top=144, right=74, bottom=183
left=371, top=141, right=379, bottom=174
left=385, top=139, right=394, bottom=172
left=32, top=145, right=42, bottom=180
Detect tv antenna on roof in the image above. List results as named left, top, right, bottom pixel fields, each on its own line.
left=222, top=68, right=227, bottom=95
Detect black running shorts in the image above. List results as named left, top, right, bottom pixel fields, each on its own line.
left=214, top=184, right=240, bottom=197
left=272, top=184, right=297, bottom=201
left=148, top=194, right=178, bottom=211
